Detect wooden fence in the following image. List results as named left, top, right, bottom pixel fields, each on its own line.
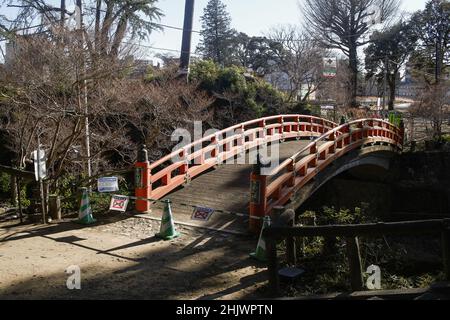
left=263, top=218, right=450, bottom=296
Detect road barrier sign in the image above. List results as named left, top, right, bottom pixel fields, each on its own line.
left=109, top=195, right=129, bottom=212
left=191, top=206, right=214, bottom=221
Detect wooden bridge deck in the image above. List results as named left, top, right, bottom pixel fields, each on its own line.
left=142, top=140, right=312, bottom=234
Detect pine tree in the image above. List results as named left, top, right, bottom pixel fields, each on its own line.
left=197, top=0, right=235, bottom=66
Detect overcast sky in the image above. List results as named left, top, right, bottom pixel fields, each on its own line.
left=0, top=0, right=428, bottom=63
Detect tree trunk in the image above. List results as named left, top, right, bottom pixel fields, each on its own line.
left=388, top=74, right=396, bottom=111
left=10, top=175, right=18, bottom=207
left=100, top=3, right=115, bottom=57
left=110, top=16, right=128, bottom=59
left=94, top=0, right=102, bottom=52
left=349, top=43, right=358, bottom=108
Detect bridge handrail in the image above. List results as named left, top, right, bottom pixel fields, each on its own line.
left=260, top=118, right=404, bottom=215
left=269, top=118, right=402, bottom=177
left=144, top=114, right=339, bottom=200
left=149, top=114, right=336, bottom=170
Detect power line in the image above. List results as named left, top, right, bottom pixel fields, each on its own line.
left=123, top=41, right=200, bottom=56
left=85, top=6, right=201, bottom=34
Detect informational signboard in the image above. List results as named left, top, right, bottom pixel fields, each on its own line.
left=191, top=206, right=215, bottom=221
left=323, top=57, right=337, bottom=78
left=31, top=148, right=46, bottom=181
left=98, top=177, right=119, bottom=193
left=109, top=195, right=129, bottom=212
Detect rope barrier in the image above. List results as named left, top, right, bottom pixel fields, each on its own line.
left=123, top=195, right=263, bottom=221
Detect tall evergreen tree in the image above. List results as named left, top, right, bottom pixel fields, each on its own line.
left=365, top=22, right=417, bottom=110
left=409, top=0, right=450, bottom=84
left=197, top=0, right=235, bottom=66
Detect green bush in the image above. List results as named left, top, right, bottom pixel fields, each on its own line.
left=441, top=134, right=450, bottom=142
left=309, top=203, right=374, bottom=226
left=19, top=187, right=31, bottom=207
left=189, top=60, right=219, bottom=90
left=0, top=172, right=10, bottom=193
left=0, top=173, right=30, bottom=207
left=190, top=60, right=286, bottom=117
left=388, top=111, right=402, bottom=127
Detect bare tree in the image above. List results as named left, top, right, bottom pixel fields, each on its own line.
left=267, top=25, right=326, bottom=102
left=410, top=82, right=450, bottom=141
left=0, top=31, right=213, bottom=193
left=302, top=0, right=401, bottom=107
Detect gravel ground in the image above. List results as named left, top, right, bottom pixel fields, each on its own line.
left=0, top=212, right=268, bottom=300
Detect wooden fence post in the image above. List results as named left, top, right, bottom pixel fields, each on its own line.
left=266, top=233, right=280, bottom=297
left=49, top=195, right=62, bottom=220
left=346, top=236, right=364, bottom=291
left=285, top=210, right=296, bottom=266
left=273, top=207, right=296, bottom=266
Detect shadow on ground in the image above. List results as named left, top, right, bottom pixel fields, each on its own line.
left=0, top=213, right=269, bottom=300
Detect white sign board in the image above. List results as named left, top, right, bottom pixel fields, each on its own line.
left=31, top=148, right=46, bottom=181
left=109, top=195, right=129, bottom=212
left=323, top=57, right=337, bottom=78
left=98, top=177, right=119, bottom=193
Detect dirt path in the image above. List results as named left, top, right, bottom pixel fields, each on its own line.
left=0, top=213, right=268, bottom=300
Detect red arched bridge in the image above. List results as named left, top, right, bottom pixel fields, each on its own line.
left=134, top=115, right=404, bottom=233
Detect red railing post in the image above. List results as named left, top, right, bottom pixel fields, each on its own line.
left=260, top=120, right=266, bottom=139
left=249, top=154, right=269, bottom=233
left=236, top=126, right=245, bottom=147
left=135, top=145, right=152, bottom=213
left=278, top=117, right=284, bottom=135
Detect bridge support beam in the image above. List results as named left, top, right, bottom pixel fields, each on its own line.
left=135, top=145, right=152, bottom=213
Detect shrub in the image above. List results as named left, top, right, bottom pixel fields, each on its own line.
left=0, top=172, right=10, bottom=194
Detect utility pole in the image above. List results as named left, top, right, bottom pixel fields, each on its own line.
left=75, top=0, right=92, bottom=188
left=382, top=55, right=388, bottom=111
left=179, top=0, right=195, bottom=80
left=60, top=0, right=66, bottom=28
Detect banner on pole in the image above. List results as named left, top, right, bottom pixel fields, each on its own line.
left=109, top=195, right=129, bottom=212
left=323, top=57, right=337, bottom=78
left=98, top=177, right=119, bottom=193
left=191, top=206, right=215, bottom=221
